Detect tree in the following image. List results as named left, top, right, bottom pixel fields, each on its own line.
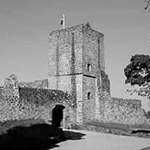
left=124, top=54, right=150, bottom=98
left=144, top=0, right=150, bottom=9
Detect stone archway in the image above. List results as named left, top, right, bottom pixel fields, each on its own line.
left=52, top=104, right=65, bottom=128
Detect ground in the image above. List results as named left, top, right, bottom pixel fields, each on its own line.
left=53, top=129, right=150, bottom=150
left=1, top=119, right=150, bottom=150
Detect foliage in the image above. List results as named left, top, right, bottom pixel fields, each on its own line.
left=144, top=0, right=150, bottom=9
left=124, top=54, right=150, bottom=97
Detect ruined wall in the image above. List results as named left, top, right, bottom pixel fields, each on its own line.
left=0, top=75, right=20, bottom=121
left=1, top=74, right=150, bottom=127
left=19, top=79, right=48, bottom=89
left=19, top=87, right=76, bottom=128
left=101, top=70, right=110, bottom=94
left=97, top=93, right=150, bottom=125
left=0, top=75, right=76, bottom=128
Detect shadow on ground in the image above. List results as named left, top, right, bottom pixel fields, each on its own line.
left=0, top=123, right=85, bottom=150
left=138, top=146, right=150, bottom=150
left=64, top=130, right=86, bottom=140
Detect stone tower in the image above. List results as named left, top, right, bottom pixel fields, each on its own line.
left=48, top=23, right=109, bottom=125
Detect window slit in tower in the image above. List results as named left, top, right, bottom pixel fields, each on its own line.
left=87, top=63, right=92, bottom=72
left=87, top=92, right=91, bottom=100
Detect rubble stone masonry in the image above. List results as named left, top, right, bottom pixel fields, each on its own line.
left=97, top=92, right=150, bottom=125
left=0, top=23, right=150, bottom=129
left=0, top=75, right=76, bottom=128
left=48, top=23, right=109, bottom=125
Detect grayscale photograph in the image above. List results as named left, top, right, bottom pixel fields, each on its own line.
left=0, top=0, right=150, bottom=149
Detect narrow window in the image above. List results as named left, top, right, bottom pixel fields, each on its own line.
left=87, top=92, right=91, bottom=100
left=87, top=63, right=92, bottom=71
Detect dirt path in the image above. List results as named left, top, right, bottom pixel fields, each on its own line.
left=52, top=129, right=150, bottom=150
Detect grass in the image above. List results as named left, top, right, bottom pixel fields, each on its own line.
left=87, top=121, right=150, bottom=131
left=82, top=121, right=150, bottom=138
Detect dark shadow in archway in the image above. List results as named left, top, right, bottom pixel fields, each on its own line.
left=52, top=104, right=65, bottom=128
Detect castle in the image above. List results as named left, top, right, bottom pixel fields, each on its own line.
left=0, top=23, right=150, bottom=129
left=48, top=23, right=110, bottom=125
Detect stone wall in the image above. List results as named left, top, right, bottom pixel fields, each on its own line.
left=48, top=24, right=85, bottom=126
left=82, top=23, right=104, bottom=76
left=19, top=87, right=76, bottom=128
left=101, top=70, right=110, bottom=94
left=19, top=79, right=48, bottom=89
left=0, top=74, right=20, bottom=121
left=1, top=23, right=149, bottom=129
left=1, top=74, right=150, bottom=128
left=0, top=75, right=76, bottom=128
left=82, top=76, right=96, bottom=124
left=81, top=24, right=107, bottom=124
left=48, top=24, right=83, bottom=78
left=97, top=92, right=150, bottom=125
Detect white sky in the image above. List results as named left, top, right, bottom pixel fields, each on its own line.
left=0, top=0, right=150, bottom=99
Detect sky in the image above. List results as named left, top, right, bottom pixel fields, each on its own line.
left=0, top=0, right=150, bottom=99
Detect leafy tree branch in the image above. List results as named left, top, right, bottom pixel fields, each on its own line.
left=145, top=0, right=150, bottom=9
left=124, top=54, right=150, bottom=98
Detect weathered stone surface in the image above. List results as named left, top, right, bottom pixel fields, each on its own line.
left=0, top=74, right=76, bottom=128
left=101, top=70, right=110, bottom=94
left=18, top=87, right=75, bottom=127
left=0, top=74, right=20, bottom=121
left=19, top=79, right=48, bottom=89
left=2, top=74, right=19, bottom=99
left=0, top=23, right=150, bottom=131
left=48, top=23, right=109, bottom=125
left=97, top=92, right=150, bottom=125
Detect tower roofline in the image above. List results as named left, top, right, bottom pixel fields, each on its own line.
left=49, top=22, right=104, bottom=36
left=49, top=22, right=104, bottom=37
left=49, top=22, right=90, bottom=36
